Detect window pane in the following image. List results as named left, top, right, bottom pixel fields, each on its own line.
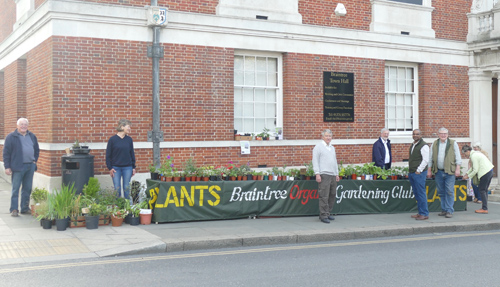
left=268, top=58, right=277, bottom=73
left=234, top=88, right=243, bottom=102
left=242, top=103, right=254, bottom=117
left=266, top=103, right=276, bottom=117
left=256, top=57, right=267, bottom=71
left=267, top=89, right=277, bottom=102
left=268, top=72, right=277, bottom=86
left=266, top=119, right=275, bottom=130
left=234, top=56, right=244, bottom=71
left=255, top=103, right=266, bottom=117
left=405, top=94, right=412, bottom=105
left=255, top=89, right=265, bottom=102
left=244, top=71, right=255, bottom=85
left=256, top=72, right=267, bottom=86
left=243, top=119, right=254, bottom=131
left=235, top=102, right=243, bottom=115
left=234, top=71, right=244, bottom=86
left=243, top=88, right=253, bottom=101
left=234, top=118, right=243, bottom=132
left=255, top=119, right=265, bottom=132
left=245, top=57, right=255, bottom=71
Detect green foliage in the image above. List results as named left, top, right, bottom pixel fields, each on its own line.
left=52, top=184, right=76, bottom=219
left=98, top=187, right=118, bottom=206
left=35, top=200, right=56, bottom=221
left=137, top=200, right=150, bottom=210
left=87, top=203, right=104, bottom=216
left=256, top=127, right=271, bottom=139
left=304, top=162, right=315, bottom=177
left=82, top=177, right=100, bottom=199
left=130, top=180, right=143, bottom=204
left=111, top=206, right=128, bottom=219
left=31, top=187, right=49, bottom=204
left=129, top=204, right=141, bottom=217
left=182, top=158, right=198, bottom=176
left=149, top=164, right=158, bottom=173
left=239, top=163, right=251, bottom=175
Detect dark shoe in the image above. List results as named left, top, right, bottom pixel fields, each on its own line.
left=445, top=212, right=453, bottom=218
left=328, top=215, right=335, bottom=220
left=320, top=218, right=330, bottom=224
left=11, top=210, right=19, bottom=217
left=21, top=209, right=31, bottom=214
left=438, top=211, right=447, bottom=216
left=475, top=209, right=488, bottom=214
left=410, top=214, right=420, bottom=218
left=415, top=215, right=429, bottom=220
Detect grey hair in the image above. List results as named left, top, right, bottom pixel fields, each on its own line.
left=17, top=118, right=29, bottom=125
left=116, top=119, right=132, bottom=132
left=461, top=144, right=472, bottom=153
left=438, top=127, right=448, bottom=134
left=321, top=129, right=333, bottom=137
left=473, top=141, right=482, bottom=149
left=380, top=128, right=389, bottom=134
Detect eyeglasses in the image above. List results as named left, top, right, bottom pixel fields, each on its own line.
left=438, top=133, right=448, bottom=135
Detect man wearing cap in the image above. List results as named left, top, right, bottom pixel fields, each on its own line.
left=427, top=127, right=462, bottom=218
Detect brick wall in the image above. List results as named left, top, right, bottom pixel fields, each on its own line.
left=3, top=60, right=27, bottom=135
left=432, top=0, right=470, bottom=41
left=299, top=0, right=371, bottom=30
left=0, top=72, right=4, bottom=138
left=418, top=63, right=469, bottom=137
left=0, top=0, right=16, bottom=43
left=283, top=53, right=385, bottom=140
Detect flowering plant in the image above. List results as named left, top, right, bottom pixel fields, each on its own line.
left=227, top=161, right=238, bottom=177
left=161, top=155, right=175, bottom=177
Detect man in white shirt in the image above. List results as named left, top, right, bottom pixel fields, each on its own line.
left=408, top=129, right=430, bottom=220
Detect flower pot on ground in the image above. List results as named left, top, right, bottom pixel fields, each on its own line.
left=129, top=216, right=140, bottom=226
left=140, top=213, right=153, bottom=225
left=41, top=219, right=53, bottom=229
left=111, top=216, right=124, bottom=227
left=55, top=218, right=68, bottom=231
left=111, top=207, right=128, bottom=227
left=85, top=215, right=99, bottom=229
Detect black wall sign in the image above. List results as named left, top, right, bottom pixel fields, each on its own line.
left=323, top=71, right=354, bottom=122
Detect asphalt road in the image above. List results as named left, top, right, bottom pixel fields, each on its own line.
left=2, top=230, right=500, bottom=287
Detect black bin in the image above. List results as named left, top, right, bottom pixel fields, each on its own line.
left=62, top=153, right=94, bottom=194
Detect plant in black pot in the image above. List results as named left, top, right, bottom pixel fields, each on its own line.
left=71, top=139, right=90, bottom=154
left=85, top=201, right=103, bottom=230
left=36, top=201, right=56, bottom=229
left=53, top=184, right=75, bottom=231
left=127, top=203, right=141, bottom=226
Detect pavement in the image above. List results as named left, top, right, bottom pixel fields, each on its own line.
left=2, top=177, right=500, bottom=266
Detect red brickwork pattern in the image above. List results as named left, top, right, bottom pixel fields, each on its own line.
left=56, top=0, right=218, bottom=13
left=3, top=60, right=26, bottom=135
left=0, top=73, right=4, bottom=138
left=418, top=63, right=469, bottom=138
left=0, top=0, right=16, bottom=43
left=160, top=44, right=234, bottom=141
left=299, top=0, right=371, bottom=30
left=26, top=39, right=54, bottom=143
left=432, top=0, right=470, bottom=41
left=283, top=53, right=386, bottom=140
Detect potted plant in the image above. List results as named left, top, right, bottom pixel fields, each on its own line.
left=137, top=200, right=152, bottom=225
left=256, top=127, right=271, bottom=140
left=53, top=184, right=76, bottom=231
left=69, top=194, right=86, bottom=228
left=239, top=163, right=251, bottom=180
left=85, top=200, right=103, bottom=229
left=82, top=177, right=100, bottom=199
left=182, top=158, right=198, bottom=181
left=31, top=187, right=49, bottom=216
left=304, top=162, right=315, bottom=180
left=149, top=164, right=159, bottom=180
left=127, top=203, right=141, bottom=226
left=129, top=180, right=143, bottom=205
left=71, top=139, right=90, bottom=154
left=111, top=206, right=128, bottom=227
left=36, top=200, right=56, bottom=229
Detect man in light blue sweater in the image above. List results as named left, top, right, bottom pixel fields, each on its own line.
left=312, top=129, right=340, bottom=224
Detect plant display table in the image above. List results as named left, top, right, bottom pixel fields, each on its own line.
left=146, top=179, right=467, bottom=223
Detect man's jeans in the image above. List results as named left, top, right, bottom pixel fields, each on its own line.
left=10, top=162, right=36, bottom=213
left=112, top=165, right=133, bottom=202
left=409, top=172, right=429, bottom=216
left=435, top=170, right=456, bottom=213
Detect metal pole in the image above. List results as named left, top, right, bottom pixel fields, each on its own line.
left=152, top=26, right=161, bottom=168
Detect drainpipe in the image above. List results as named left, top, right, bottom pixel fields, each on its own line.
left=147, top=3, right=167, bottom=169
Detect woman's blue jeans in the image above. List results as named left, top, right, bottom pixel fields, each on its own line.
left=112, top=166, right=133, bottom=202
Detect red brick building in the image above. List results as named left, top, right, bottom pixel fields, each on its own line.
left=1, top=0, right=485, bottom=190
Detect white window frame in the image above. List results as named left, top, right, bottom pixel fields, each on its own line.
left=384, top=61, right=419, bottom=136
left=233, top=50, right=283, bottom=136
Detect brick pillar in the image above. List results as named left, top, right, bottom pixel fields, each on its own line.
left=3, top=59, right=27, bottom=135
left=0, top=72, right=4, bottom=139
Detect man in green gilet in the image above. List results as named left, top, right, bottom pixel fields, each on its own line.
left=409, top=129, right=429, bottom=220
left=427, top=127, right=462, bottom=218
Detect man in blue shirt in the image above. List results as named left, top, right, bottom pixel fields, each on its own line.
left=372, top=128, right=392, bottom=169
